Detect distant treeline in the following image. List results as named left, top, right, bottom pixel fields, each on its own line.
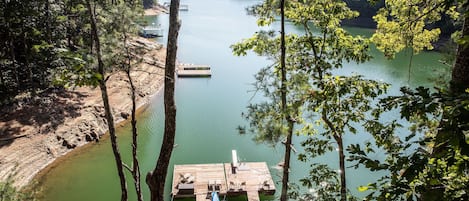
left=143, top=0, right=156, bottom=9
left=343, top=0, right=457, bottom=43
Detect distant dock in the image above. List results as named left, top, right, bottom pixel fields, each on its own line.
left=162, top=2, right=189, bottom=11
left=176, top=64, right=212, bottom=77
left=171, top=151, right=275, bottom=201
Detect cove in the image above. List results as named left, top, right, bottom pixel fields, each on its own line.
left=37, top=0, right=448, bottom=200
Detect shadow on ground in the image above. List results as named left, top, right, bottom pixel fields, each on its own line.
left=0, top=88, right=88, bottom=147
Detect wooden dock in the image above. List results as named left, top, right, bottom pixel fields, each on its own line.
left=171, top=162, right=275, bottom=201
left=176, top=64, right=212, bottom=77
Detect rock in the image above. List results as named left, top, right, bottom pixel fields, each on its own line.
left=121, top=112, right=130, bottom=119
left=90, top=131, right=98, bottom=139
left=62, top=140, right=76, bottom=149
left=85, top=134, right=92, bottom=142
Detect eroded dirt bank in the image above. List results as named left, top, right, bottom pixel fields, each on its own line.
left=0, top=37, right=166, bottom=188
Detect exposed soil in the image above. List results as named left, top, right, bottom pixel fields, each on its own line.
left=144, top=3, right=169, bottom=15
left=0, top=37, right=166, bottom=188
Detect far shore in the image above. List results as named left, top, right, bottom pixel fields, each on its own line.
left=144, top=4, right=169, bottom=16
left=0, top=6, right=169, bottom=188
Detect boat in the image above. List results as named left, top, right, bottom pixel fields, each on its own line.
left=139, top=23, right=163, bottom=38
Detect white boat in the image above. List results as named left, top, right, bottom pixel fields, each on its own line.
left=139, top=24, right=163, bottom=38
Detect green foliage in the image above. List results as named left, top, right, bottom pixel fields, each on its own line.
left=0, top=0, right=65, bottom=100
left=348, top=87, right=469, bottom=200
left=289, top=163, right=343, bottom=201
left=371, top=0, right=459, bottom=58
left=0, top=175, right=37, bottom=201
left=233, top=1, right=390, bottom=200
left=0, top=0, right=145, bottom=102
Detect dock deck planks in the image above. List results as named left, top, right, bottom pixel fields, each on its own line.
left=171, top=162, right=275, bottom=200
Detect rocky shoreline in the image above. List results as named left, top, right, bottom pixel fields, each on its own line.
left=0, top=37, right=166, bottom=188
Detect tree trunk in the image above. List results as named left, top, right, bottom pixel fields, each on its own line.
left=279, top=1, right=292, bottom=201
left=86, top=1, right=128, bottom=201
left=146, top=1, right=180, bottom=201
left=424, top=7, right=469, bottom=201
left=127, top=68, right=143, bottom=201
left=335, top=135, right=347, bottom=201
left=450, top=10, right=469, bottom=94
left=0, top=65, right=4, bottom=87
left=281, top=122, right=294, bottom=201
left=124, top=32, right=143, bottom=201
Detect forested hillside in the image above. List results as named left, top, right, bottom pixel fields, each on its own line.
left=0, top=0, right=149, bottom=104
left=1, top=0, right=66, bottom=102
left=342, top=0, right=384, bottom=28
left=343, top=0, right=456, bottom=47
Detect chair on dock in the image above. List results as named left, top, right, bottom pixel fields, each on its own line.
left=177, top=183, right=194, bottom=195
left=208, top=180, right=221, bottom=192
left=228, top=181, right=236, bottom=191
left=239, top=181, right=246, bottom=191
left=259, top=180, right=271, bottom=191
left=176, top=173, right=195, bottom=195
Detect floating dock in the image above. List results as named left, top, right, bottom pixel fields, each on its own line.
left=139, top=24, right=163, bottom=38
left=162, top=2, right=189, bottom=11
left=171, top=151, right=275, bottom=201
left=176, top=64, right=212, bottom=77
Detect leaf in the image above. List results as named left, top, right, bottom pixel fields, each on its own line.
left=358, top=185, right=369, bottom=192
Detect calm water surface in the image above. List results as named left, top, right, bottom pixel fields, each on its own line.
left=38, top=0, right=447, bottom=200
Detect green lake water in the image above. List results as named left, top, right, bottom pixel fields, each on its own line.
left=37, top=0, right=448, bottom=200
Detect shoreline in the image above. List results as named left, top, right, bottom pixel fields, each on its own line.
left=0, top=32, right=167, bottom=188
left=32, top=90, right=160, bottom=189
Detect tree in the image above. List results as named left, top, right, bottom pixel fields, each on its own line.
left=348, top=1, right=469, bottom=200
left=233, top=1, right=384, bottom=200
left=86, top=1, right=128, bottom=200
left=110, top=2, right=145, bottom=201
left=279, top=1, right=294, bottom=201
left=233, top=1, right=302, bottom=200
left=450, top=1, right=469, bottom=93
left=146, top=0, right=180, bottom=201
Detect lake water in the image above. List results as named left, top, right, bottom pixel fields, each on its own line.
left=37, top=0, right=447, bottom=200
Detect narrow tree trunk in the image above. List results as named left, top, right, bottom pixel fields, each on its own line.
left=45, top=0, right=52, bottom=43
left=146, top=1, right=180, bottom=201
left=0, top=65, right=4, bottom=87
left=335, top=135, right=347, bottom=201
left=127, top=68, right=143, bottom=201
left=9, top=34, right=18, bottom=93
left=281, top=122, right=294, bottom=201
left=279, top=1, right=292, bottom=201
left=124, top=32, right=143, bottom=201
left=86, top=1, right=128, bottom=201
left=23, top=34, right=35, bottom=94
